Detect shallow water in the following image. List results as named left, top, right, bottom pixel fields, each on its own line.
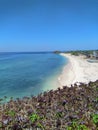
left=0, top=52, right=67, bottom=100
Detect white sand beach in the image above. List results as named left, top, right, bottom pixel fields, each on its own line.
left=59, top=53, right=98, bottom=87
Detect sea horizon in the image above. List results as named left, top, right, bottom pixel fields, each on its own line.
left=0, top=51, right=53, bottom=54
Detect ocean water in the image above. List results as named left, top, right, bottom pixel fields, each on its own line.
left=0, top=52, right=67, bottom=100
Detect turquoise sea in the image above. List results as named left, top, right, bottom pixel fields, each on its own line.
left=0, top=52, right=67, bottom=100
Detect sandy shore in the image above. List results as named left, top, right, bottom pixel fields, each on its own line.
left=58, top=53, right=98, bottom=87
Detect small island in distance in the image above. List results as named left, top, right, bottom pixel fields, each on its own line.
left=0, top=50, right=98, bottom=130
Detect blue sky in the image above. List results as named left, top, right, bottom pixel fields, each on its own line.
left=0, top=0, right=98, bottom=51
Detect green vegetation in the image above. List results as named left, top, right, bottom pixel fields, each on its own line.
left=29, top=113, right=40, bottom=123
left=54, top=50, right=61, bottom=54
left=92, top=114, right=98, bottom=125
left=53, top=49, right=98, bottom=59
left=96, top=97, right=98, bottom=101
left=70, top=51, right=79, bottom=56
left=0, top=80, right=98, bottom=129
left=56, top=111, right=62, bottom=118
left=8, top=110, right=15, bottom=117
left=37, top=123, right=45, bottom=130
left=67, top=121, right=89, bottom=130
left=64, top=49, right=98, bottom=58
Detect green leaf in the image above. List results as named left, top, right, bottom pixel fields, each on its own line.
left=92, top=114, right=98, bottom=125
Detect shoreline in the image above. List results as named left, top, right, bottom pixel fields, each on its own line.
left=58, top=53, right=98, bottom=87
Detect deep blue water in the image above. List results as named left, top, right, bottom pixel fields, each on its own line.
left=0, top=52, right=67, bottom=100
